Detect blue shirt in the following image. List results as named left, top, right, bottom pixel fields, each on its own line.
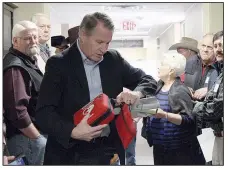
left=77, top=39, right=103, bottom=101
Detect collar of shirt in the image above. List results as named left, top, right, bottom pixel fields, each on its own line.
left=76, top=39, right=103, bottom=66
left=39, top=43, right=51, bottom=54
left=39, top=43, right=49, bottom=49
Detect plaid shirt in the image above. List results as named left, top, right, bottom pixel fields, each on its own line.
left=39, top=43, right=51, bottom=63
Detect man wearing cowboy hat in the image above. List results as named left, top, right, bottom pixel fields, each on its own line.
left=169, top=37, right=202, bottom=91
left=67, top=26, right=80, bottom=46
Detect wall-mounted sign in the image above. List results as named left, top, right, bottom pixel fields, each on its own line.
left=122, top=20, right=137, bottom=31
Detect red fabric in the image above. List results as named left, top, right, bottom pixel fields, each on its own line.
left=115, top=104, right=137, bottom=149
left=3, top=68, right=32, bottom=129
left=180, top=73, right=185, bottom=82
left=202, top=65, right=206, bottom=76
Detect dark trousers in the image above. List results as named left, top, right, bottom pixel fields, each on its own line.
left=69, top=137, right=125, bottom=165
left=153, top=138, right=206, bottom=165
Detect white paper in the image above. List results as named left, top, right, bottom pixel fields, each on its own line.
left=197, top=128, right=215, bottom=162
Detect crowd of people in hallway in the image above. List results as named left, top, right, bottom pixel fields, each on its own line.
left=2, top=11, right=223, bottom=166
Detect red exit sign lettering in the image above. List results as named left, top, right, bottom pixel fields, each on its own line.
left=122, top=21, right=136, bottom=31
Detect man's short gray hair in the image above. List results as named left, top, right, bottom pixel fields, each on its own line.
left=31, top=13, right=49, bottom=25
left=79, top=12, right=114, bottom=35
left=12, top=20, right=38, bottom=43
left=163, top=51, right=186, bottom=77
left=203, top=33, right=214, bottom=38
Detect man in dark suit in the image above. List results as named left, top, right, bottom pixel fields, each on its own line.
left=35, top=12, right=157, bottom=165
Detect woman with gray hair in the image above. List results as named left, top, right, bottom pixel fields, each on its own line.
left=144, top=52, right=205, bottom=165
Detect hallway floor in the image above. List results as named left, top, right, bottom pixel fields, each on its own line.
left=135, top=119, right=154, bottom=165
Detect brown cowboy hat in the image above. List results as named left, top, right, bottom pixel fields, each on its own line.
left=169, top=37, right=199, bottom=53
left=67, top=26, right=79, bottom=45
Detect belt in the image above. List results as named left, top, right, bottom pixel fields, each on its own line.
left=213, top=131, right=223, bottom=137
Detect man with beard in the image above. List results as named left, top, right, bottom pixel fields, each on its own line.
left=3, top=20, right=47, bottom=165
left=193, top=31, right=224, bottom=165
left=213, top=31, right=223, bottom=75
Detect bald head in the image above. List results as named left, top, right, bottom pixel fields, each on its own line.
left=199, top=33, right=215, bottom=65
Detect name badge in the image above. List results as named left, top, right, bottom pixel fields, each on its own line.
left=213, top=83, right=220, bottom=93
left=205, top=76, right=210, bottom=84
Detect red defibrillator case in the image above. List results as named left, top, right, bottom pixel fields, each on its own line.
left=74, top=93, right=115, bottom=126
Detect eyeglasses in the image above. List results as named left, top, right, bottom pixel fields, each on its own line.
left=18, top=35, right=38, bottom=42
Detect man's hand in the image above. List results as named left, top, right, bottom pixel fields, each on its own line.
left=116, top=89, right=143, bottom=105
left=193, top=87, right=208, bottom=100
left=3, top=156, right=15, bottom=165
left=71, top=113, right=107, bottom=142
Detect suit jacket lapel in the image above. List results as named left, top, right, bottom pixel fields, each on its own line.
left=99, top=58, right=109, bottom=95
left=99, top=54, right=117, bottom=98
left=66, top=42, right=90, bottom=103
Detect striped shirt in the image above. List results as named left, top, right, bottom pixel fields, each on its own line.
left=147, top=90, right=195, bottom=150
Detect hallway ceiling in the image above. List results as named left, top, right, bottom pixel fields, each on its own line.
left=49, top=3, right=195, bottom=38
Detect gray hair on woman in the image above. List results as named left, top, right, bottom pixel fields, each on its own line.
left=163, top=51, right=186, bottom=77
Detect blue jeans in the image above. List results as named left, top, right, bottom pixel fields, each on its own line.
left=125, top=137, right=136, bottom=165
left=7, top=134, right=47, bottom=165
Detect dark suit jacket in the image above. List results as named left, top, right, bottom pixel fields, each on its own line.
left=35, top=42, right=157, bottom=165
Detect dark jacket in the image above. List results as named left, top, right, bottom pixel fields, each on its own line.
left=3, top=48, right=43, bottom=138
left=199, top=64, right=218, bottom=91
left=193, top=70, right=223, bottom=132
left=142, top=78, right=196, bottom=139
left=213, top=61, right=224, bottom=75
left=184, top=55, right=202, bottom=91
left=35, top=42, right=157, bottom=165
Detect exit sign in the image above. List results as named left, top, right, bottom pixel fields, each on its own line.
left=122, top=20, right=137, bottom=31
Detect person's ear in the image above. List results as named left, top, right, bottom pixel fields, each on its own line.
left=79, top=28, right=87, bottom=44
left=13, top=37, right=19, bottom=47
left=169, top=69, right=175, bottom=77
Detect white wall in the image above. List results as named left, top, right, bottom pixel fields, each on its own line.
left=157, top=3, right=204, bottom=60
left=183, top=3, right=203, bottom=41
left=13, top=3, right=47, bottom=25
left=13, top=3, right=56, bottom=55
left=157, top=24, right=177, bottom=61
left=112, top=36, right=158, bottom=63
left=115, top=48, right=147, bottom=62
left=144, top=37, right=158, bottom=60
left=203, top=3, right=223, bottom=34
left=130, top=59, right=159, bottom=81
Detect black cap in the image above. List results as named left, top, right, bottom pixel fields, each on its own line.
left=51, top=35, right=67, bottom=47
